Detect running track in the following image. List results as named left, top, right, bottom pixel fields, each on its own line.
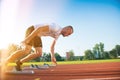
left=0, top=62, right=120, bottom=80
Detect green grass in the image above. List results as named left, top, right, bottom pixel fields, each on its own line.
left=8, top=59, right=120, bottom=66
left=58, top=59, right=120, bottom=65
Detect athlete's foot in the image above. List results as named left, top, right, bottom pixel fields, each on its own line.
left=15, top=60, right=22, bottom=71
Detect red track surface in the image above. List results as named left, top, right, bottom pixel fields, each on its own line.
left=1, top=62, right=120, bottom=80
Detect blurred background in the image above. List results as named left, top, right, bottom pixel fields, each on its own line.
left=0, top=0, right=120, bottom=61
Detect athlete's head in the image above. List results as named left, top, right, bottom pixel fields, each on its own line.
left=61, top=25, right=73, bottom=37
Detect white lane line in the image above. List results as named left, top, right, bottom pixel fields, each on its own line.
left=70, top=77, right=120, bottom=80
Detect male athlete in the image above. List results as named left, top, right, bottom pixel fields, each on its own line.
left=4, top=23, right=73, bottom=71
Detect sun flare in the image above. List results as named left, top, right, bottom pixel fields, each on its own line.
left=0, top=0, right=20, bottom=49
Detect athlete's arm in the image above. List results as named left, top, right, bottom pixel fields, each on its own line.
left=50, top=39, right=57, bottom=64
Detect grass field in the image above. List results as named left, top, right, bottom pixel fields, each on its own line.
left=7, top=59, right=120, bottom=66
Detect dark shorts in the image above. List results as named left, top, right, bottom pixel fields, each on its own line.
left=25, top=26, right=42, bottom=48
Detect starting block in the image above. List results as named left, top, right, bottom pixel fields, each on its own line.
left=30, top=64, right=49, bottom=69
left=31, top=63, right=56, bottom=69
left=5, top=66, right=34, bottom=74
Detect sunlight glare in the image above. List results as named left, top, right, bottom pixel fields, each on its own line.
left=0, top=0, right=19, bottom=49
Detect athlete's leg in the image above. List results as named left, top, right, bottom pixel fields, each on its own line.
left=20, top=34, right=43, bottom=63
left=20, top=47, right=42, bottom=63
left=5, top=44, right=32, bottom=64
left=15, top=31, right=43, bottom=71
left=51, top=56, right=57, bottom=65
left=1, top=44, right=32, bottom=71
left=22, top=26, right=49, bottom=44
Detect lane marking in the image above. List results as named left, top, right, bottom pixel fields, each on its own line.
left=70, top=77, right=120, bottom=80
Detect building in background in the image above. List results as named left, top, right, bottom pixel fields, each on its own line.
left=66, top=52, right=70, bottom=60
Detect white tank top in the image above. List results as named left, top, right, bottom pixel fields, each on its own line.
left=33, top=23, right=62, bottom=40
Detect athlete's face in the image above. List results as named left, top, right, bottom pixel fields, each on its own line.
left=62, top=28, right=73, bottom=37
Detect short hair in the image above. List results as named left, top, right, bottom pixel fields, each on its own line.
left=66, top=25, right=73, bottom=33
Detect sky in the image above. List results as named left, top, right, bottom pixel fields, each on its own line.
left=0, top=0, right=120, bottom=56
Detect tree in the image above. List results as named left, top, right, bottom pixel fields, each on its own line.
left=93, top=44, right=101, bottom=59
left=33, top=57, right=41, bottom=62
left=41, top=52, right=51, bottom=62
left=93, top=47, right=98, bottom=59
left=67, top=50, right=75, bottom=61
left=54, top=53, right=64, bottom=61
left=109, top=49, right=117, bottom=59
left=80, top=56, right=84, bottom=61
left=33, top=52, right=64, bottom=62
left=84, top=49, right=94, bottom=60
left=103, top=51, right=110, bottom=59
left=92, top=42, right=104, bottom=59
left=115, top=45, right=120, bottom=56
left=99, top=42, right=104, bottom=58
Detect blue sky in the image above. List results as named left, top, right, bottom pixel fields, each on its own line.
left=0, top=0, right=120, bottom=56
